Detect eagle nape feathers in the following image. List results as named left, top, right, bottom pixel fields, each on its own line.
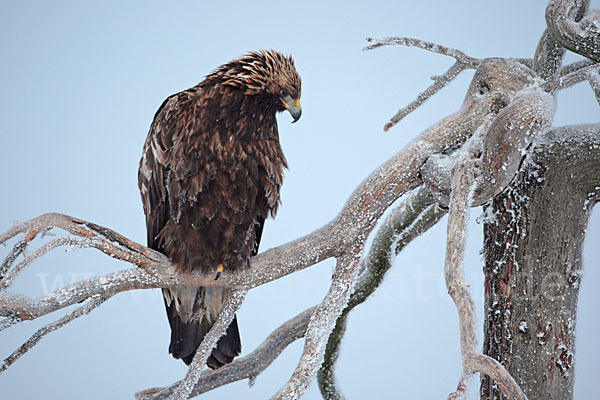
left=138, top=50, right=301, bottom=368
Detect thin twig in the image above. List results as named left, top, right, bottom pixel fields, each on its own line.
left=168, top=289, right=247, bottom=400
left=382, top=62, right=468, bottom=132
left=364, top=37, right=480, bottom=132
left=0, top=294, right=109, bottom=374
left=0, top=237, right=91, bottom=291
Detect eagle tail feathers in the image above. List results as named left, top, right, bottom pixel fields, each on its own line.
left=163, top=287, right=241, bottom=369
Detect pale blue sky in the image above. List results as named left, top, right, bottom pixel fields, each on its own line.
left=1, top=1, right=598, bottom=399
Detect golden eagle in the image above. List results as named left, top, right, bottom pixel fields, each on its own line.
left=138, top=50, right=301, bottom=368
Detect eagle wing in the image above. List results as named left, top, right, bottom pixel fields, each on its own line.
left=138, top=92, right=180, bottom=253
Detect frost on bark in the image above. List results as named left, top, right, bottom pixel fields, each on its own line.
left=481, top=124, right=600, bottom=400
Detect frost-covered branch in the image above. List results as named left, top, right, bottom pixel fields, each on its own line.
left=543, top=62, right=600, bottom=92
left=317, top=186, right=447, bottom=400
left=364, top=37, right=481, bottom=131
left=422, top=88, right=556, bottom=208
left=136, top=306, right=317, bottom=400
left=384, top=62, right=469, bottom=132
left=0, top=294, right=109, bottom=374
left=546, top=0, right=600, bottom=62
left=533, top=28, right=566, bottom=80
left=364, top=37, right=480, bottom=66
left=1, top=237, right=97, bottom=291
left=271, top=255, right=361, bottom=400
left=559, top=58, right=596, bottom=75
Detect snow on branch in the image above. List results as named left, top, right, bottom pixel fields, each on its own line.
left=271, top=255, right=360, bottom=400
left=533, top=28, right=566, bottom=80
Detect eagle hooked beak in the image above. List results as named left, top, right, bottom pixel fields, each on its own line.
left=281, top=95, right=302, bottom=123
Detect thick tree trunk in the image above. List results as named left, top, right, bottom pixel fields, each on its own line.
left=480, top=124, right=600, bottom=399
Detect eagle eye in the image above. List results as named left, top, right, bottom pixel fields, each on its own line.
left=280, top=89, right=289, bottom=97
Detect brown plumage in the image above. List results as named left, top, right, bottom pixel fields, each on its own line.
left=138, top=50, right=301, bottom=368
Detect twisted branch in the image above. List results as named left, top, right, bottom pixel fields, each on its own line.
left=546, top=0, right=600, bottom=62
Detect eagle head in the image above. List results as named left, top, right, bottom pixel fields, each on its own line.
left=204, top=49, right=302, bottom=122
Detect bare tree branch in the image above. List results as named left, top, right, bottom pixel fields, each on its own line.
left=1, top=237, right=94, bottom=291
left=559, top=58, right=596, bottom=75
left=0, top=238, right=27, bottom=279
left=383, top=62, right=470, bottom=132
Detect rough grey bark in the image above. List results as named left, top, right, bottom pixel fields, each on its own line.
left=480, top=124, right=600, bottom=400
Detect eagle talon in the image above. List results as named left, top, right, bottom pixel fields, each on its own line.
left=214, top=264, right=224, bottom=280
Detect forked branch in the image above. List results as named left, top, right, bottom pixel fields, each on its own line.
left=364, top=37, right=481, bottom=131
